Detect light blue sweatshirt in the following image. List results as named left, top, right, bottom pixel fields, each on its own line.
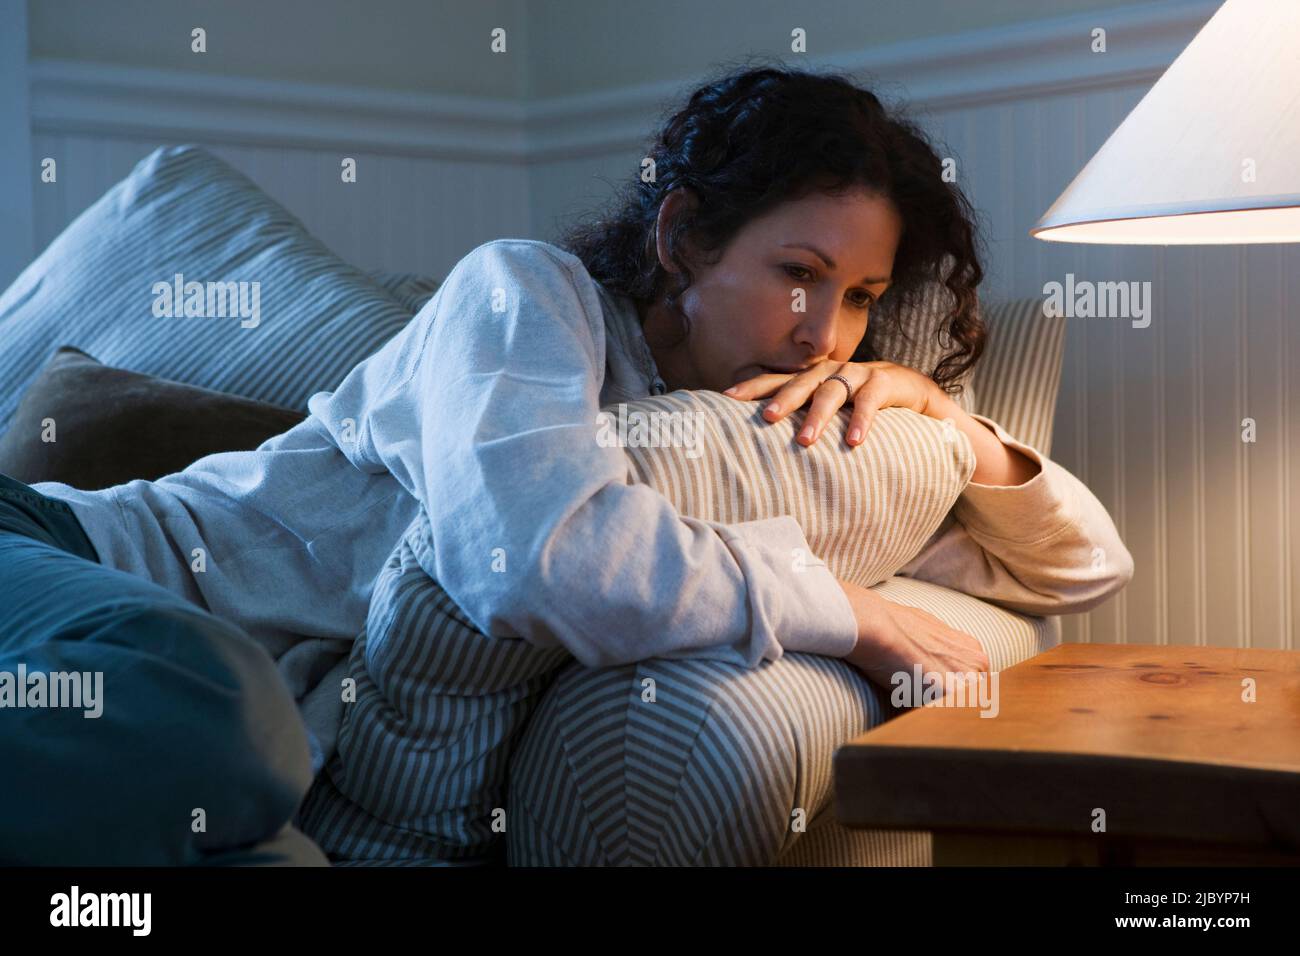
left=34, top=239, right=868, bottom=679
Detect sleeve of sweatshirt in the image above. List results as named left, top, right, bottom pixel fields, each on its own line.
left=306, top=239, right=857, bottom=669
left=894, top=412, right=1135, bottom=615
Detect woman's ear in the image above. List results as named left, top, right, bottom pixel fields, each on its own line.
left=654, top=187, right=700, bottom=274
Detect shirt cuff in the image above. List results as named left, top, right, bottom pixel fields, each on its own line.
left=953, top=413, right=1078, bottom=545
left=716, top=515, right=859, bottom=659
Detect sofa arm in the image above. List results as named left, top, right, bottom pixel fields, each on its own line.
left=871, top=575, right=1061, bottom=673
left=505, top=575, right=1060, bottom=866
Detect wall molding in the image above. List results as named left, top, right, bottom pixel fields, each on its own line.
left=27, top=58, right=529, bottom=163
left=28, top=0, right=1219, bottom=162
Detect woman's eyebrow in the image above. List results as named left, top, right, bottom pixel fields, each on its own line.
left=780, top=242, right=891, bottom=285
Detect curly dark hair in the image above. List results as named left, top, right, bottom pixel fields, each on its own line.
left=558, top=59, right=986, bottom=392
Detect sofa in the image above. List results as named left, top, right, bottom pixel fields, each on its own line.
left=0, top=145, right=1067, bottom=866
left=504, top=299, right=1067, bottom=867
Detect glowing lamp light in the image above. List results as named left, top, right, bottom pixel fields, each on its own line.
left=1032, top=0, right=1300, bottom=245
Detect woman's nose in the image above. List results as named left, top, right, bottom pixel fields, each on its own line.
left=794, top=304, right=839, bottom=357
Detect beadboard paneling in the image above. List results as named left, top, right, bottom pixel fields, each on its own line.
left=28, top=132, right=531, bottom=277
left=907, top=91, right=1300, bottom=651
left=19, top=0, right=1297, bottom=651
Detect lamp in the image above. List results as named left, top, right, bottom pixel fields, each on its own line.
left=1032, top=0, right=1300, bottom=245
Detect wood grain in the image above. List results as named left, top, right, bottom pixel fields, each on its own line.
left=834, top=643, right=1300, bottom=853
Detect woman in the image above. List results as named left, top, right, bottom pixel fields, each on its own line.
left=1, top=65, right=1131, bottom=864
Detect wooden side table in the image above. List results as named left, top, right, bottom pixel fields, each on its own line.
left=833, top=643, right=1300, bottom=865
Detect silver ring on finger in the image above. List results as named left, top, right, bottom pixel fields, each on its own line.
left=824, top=373, right=855, bottom=402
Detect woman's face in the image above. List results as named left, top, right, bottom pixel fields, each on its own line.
left=639, top=187, right=904, bottom=394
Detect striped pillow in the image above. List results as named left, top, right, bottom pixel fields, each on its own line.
left=0, top=145, right=414, bottom=435
left=297, top=392, right=976, bottom=863
left=617, top=391, right=976, bottom=587
left=297, top=509, right=571, bottom=865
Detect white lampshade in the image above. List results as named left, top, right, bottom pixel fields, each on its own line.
left=1032, top=0, right=1300, bottom=245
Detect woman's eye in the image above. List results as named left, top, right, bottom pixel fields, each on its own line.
left=785, top=265, right=872, bottom=309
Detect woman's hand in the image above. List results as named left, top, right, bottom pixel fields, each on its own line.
left=722, top=360, right=948, bottom=448
left=836, top=578, right=990, bottom=693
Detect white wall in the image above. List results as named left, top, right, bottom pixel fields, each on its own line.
left=28, top=0, right=529, bottom=97
left=10, top=0, right=1299, bottom=651
left=523, top=0, right=1141, bottom=97
left=27, top=0, right=1145, bottom=99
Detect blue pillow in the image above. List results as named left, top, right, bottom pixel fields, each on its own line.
left=0, top=145, right=416, bottom=434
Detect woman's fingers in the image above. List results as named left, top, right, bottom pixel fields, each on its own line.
left=722, top=372, right=795, bottom=400
left=759, top=370, right=823, bottom=421
left=725, top=364, right=894, bottom=448
left=795, top=377, right=855, bottom=445
left=845, top=402, right=877, bottom=446
left=844, top=373, right=886, bottom=445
